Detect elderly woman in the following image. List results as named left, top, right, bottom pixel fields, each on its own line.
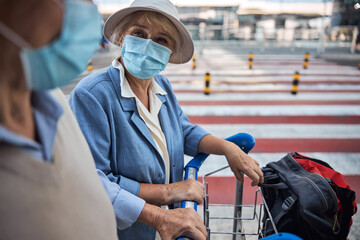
left=69, top=0, right=263, bottom=239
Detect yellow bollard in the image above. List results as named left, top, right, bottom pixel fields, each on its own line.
left=291, top=71, right=300, bottom=95
left=204, top=72, right=210, bottom=95
left=192, top=54, right=196, bottom=70
left=303, top=52, right=310, bottom=69
left=87, top=59, right=93, bottom=71
left=248, top=52, right=254, bottom=70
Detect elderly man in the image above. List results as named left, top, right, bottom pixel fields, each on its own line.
left=0, top=0, right=206, bottom=239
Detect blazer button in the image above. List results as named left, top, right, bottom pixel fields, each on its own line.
left=159, top=173, right=162, bottom=177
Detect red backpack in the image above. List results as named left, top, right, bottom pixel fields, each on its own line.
left=261, top=152, right=357, bottom=240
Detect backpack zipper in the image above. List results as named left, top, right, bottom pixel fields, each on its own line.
left=288, top=155, right=338, bottom=213
left=303, top=175, right=329, bottom=209
left=281, top=159, right=328, bottom=209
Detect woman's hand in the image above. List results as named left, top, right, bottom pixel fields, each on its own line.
left=139, top=179, right=204, bottom=206
left=197, top=134, right=264, bottom=186
left=166, top=179, right=204, bottom=205
left=223, top=141, right=264, bottom=185
left=156, top=207, right=207, bottom=240
left=138, top=204, right=207, bottom=240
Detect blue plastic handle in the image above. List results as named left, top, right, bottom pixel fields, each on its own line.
left=261, top=233, right=303, bottom=240
left=184, top=132, right=255, bottom=171
left=178, top=133, right=255, bottom=240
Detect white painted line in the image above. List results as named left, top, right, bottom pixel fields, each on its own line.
left=175, top=92, right=360, bottom=101
left=181, top=105, right=360, bottom=116
left=167, top=76, right=360, bottom=81
left=162, top=69, right=360, bottom=76
left=171, top=84, right=360, bottom=90
left=198, top=124, right=360, bottom=139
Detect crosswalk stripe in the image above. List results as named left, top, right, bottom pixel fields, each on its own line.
left=188, top=115, right=360, bottom=124
left=170, top=80, right=360, bottom=84
left=172, top=84, right=360, bottom=90
left=179, top=100, right=360, bottom=105
left=163, top=69, right=360, bottom=76
left=175, top=92, right=360, bottom=100
left=199, top=124, right=360, bottom=139
left=252, top=138, right=360, bottom=152
left=181, top=105, right=360, bottom=116
left=173, top=89, right=360, bottom=93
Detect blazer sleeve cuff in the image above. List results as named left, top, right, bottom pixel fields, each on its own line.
left=119, top=175, right=141, bottom=196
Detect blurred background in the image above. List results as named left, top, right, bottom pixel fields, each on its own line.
left=94, top=0, right=360, bottom=57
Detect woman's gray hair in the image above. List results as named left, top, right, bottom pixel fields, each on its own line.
left=109, top=20, right=130, bottom=47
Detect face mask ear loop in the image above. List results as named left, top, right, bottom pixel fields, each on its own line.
left=0, top=22, right=32, bottom=49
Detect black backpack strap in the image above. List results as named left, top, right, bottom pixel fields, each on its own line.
left=273, top=194, right=298, bottom=225
left=260, top=183, right=288, bottom=189
left=261, top=181, right=298, bottom=226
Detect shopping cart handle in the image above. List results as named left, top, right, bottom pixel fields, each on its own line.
left=184, top=133, right=255, bottom=172
left=261, top=233, right=303, bottom=240
left=178, top=133, right=255, bottom=240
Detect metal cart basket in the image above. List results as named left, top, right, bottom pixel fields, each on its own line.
left=202, top=165, right=278, bottom=240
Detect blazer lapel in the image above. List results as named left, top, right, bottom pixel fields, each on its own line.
left=130, top=111, right=160, bottom=153
left=157, top=96, right=173, bottom=167
left=107, top=65, right=160, bottom=154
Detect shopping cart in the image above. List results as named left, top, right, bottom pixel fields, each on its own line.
left=178, top=133, right=302, bottom=240
left=202, top=164, right=285, bottom=240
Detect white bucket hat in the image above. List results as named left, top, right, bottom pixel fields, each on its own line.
left=103, top=0, right=194, bottom=64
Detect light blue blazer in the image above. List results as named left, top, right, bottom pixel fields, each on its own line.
left=69, top=65, right=208, bottom=239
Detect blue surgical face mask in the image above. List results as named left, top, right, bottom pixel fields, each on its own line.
left=121, top=35, right=171, bottom=79
left=0, top=0, right=102, bottom=90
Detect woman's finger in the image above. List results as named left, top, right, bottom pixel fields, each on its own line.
left=253, top=164, right=264, bottom=183
left=245, top=168, right=260, bottom=186
left=233, top=169, right=244, bottom=184
left=193, top=211, right=208, bottom=238
left=186, top=227, right=207, bottom=240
